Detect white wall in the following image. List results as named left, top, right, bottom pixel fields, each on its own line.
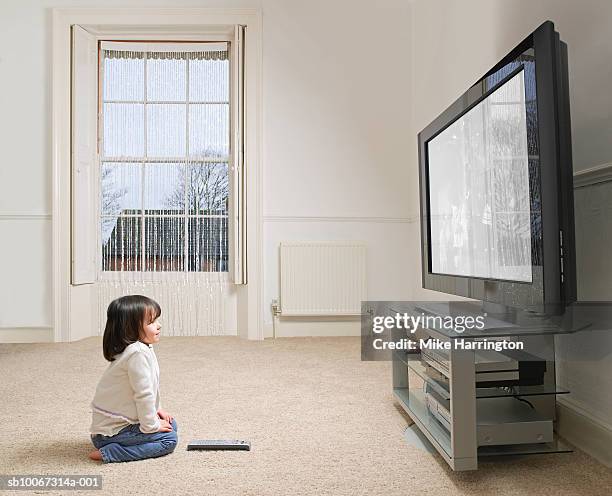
left=410, top=0, right=612, bottom=448
left=0, top=0, right=412, bottom=338
left=262, top=0, right=413, bottom=329
left=0, top=219, right=51, bottom=328
left=557, top=181, right=612, bottom=432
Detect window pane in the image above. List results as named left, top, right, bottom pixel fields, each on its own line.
left=103, top=56, right=144, bottom=101
left=100, top=47, right=233, bottom=274
left=188, top=162, right=229, bottom=215
left=144, top=217, right=185, bottom=272
left=147, top=104, right=186, bottom=157
left=144, top=163, right=185, bottom=215
left=103, top=103, right=145, bottom=157
left=101, top=217, right=142, bottom=271
left=101, top=162, right=142, bottom=216
left=189, top=59, right=229, bottom=101
left=189, top=104, right=229, bottom=157
left=147, top=57, right=186, bottom=102
left=188, top=217, right=228, bottom=272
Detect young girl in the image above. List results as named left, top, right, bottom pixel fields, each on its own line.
left=88, top=295, right=178, bottom=463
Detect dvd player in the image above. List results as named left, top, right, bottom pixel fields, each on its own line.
left=424, top=387, right=553, bottom=446
left=421, top=348, right=545, bottom=387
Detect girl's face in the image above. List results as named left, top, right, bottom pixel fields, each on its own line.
left=139, top=311, right=161, bottom=345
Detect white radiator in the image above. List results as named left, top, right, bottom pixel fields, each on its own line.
left=279, top=242, right=367, bottom=316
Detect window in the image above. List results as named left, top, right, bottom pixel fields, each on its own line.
left=99, top=43, right=230, bottom=272
left=63, top=15, right=257, bottom=340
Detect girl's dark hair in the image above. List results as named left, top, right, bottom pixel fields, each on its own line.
left=102, top=295, right=161, bottom=361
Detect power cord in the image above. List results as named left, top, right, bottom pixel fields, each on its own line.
left=499, top=386, right=535, bottom=409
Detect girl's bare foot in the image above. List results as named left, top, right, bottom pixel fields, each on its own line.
left=88, top=449, right=102, bottom=461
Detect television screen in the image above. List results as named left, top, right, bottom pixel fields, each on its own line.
left=427, top=69, right=532, bottom=283
left=418, top=21, right=575, bottom=310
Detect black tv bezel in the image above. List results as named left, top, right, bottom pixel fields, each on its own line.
left=417, top=21, right=576, bottom=311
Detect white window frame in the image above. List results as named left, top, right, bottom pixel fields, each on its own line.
left=52, top=9, right=262, bottom=342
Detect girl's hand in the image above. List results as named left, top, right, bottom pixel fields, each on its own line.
left=157, top=419, right=173, bottom=432
left=157, top=409, right=174, bottom=423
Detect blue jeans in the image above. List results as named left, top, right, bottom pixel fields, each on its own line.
left=91, top=419, right=178, bottom=463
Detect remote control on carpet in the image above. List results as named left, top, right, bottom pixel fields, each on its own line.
left=187, top=440, right=251, bottom=451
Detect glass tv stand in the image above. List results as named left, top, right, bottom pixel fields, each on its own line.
left=388, top=302, right=578, bottom=471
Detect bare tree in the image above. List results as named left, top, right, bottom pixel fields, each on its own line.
left=163, top=159, right=229, bottom=271
left=165, top=160, right=229, bottom=214
left=101, top=166, right=129, bottom=246
left=101, top=165, right=127, bottom=215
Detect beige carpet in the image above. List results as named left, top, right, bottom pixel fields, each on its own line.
left=1, top=336, right=611, bottom=496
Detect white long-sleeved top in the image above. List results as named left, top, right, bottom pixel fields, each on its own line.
left=90, top=340, right=161, bottom=437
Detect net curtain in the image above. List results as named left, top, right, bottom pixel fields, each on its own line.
left=97, top=46, right=231, bottom=336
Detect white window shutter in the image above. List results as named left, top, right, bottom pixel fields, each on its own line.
left=231, top=25, right=247, bottom=284
left=71, top=25, right=98, bottom=285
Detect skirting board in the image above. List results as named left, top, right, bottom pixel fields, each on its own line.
left=556, top=399, right=612, bottom=467
left=264, top=318, right=361, bottom=338
left=0, top=327, right=54, bottom=343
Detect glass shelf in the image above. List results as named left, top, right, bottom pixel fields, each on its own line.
left=475, top=385, right=569, bottom=398
left=478, top=436, right=573, bottom=457
left=394, top=351, right=569, bottom=399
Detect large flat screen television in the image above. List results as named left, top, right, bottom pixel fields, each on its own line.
left=418, top=21, right=576, bottom=313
